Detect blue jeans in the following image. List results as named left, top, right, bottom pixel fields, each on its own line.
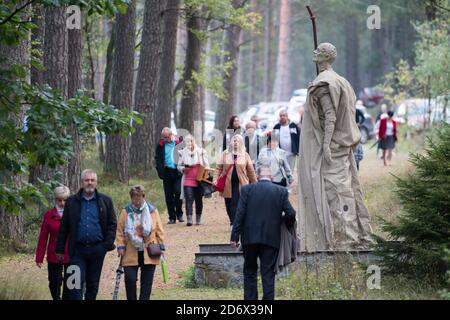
left=65, top=243, right=107, bottom=300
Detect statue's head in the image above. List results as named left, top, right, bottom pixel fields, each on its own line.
left=313, top=43, right=337, bottom=64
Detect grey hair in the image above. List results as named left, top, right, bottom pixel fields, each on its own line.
left=161, top=127, right=172, bottom=136
left=279, top=110, right=288, bottom=116
left=81, top=169, right=97, bottom=181
left=245, top=121, right=256, bottom=130
left=54, top=185, right=70, bottom=199
left=257, top=165, right=272, bottom=178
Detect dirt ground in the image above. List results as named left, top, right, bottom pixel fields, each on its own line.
left=0, top=147, right=411, bottom=299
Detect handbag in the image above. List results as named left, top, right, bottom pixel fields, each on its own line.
left=147, top=243, right=162, bottom=258
left=215, top=156, right=236, bottom=193
left=201, top=181, right=216, bottom=197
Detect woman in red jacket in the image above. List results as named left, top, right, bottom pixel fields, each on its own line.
left=378, top=110, right=397, bottom=166
left=35, top=186, right=71, bottom=300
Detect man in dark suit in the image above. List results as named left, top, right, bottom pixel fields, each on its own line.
left=230, top=166, right=296, bottom=300
left=56, top=169, right=116, bottom=300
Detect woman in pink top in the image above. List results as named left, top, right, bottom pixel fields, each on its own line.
left=177, top=135, right=209, bottom=226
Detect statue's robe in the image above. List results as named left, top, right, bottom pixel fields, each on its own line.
left=298, top=69, right=373, bottom=251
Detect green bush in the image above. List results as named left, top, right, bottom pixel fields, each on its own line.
left=374, top=124, right=450, bottom=283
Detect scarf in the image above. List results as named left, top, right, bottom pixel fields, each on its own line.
left=179, top=146, right=205, bottom=167
left=56, top=206, right=64, bottom=216
left=124, top=202, right=154, bottom=251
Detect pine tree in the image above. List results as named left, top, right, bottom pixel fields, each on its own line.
left=374, top=125, right=450, bottom=283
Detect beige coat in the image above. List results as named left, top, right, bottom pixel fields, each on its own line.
left=115, top=207, right=165, bottom=267
left=214, top=151, right=257, bottom=198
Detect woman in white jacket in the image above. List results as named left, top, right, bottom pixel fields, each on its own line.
left=177, top=135, right=209, bottom=226
left=256, top=134, right=293, bottom=188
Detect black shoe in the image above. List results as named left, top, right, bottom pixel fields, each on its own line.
left=168, top=219, right=176, bottom=224
left=177, top=216, right=184, bottom=223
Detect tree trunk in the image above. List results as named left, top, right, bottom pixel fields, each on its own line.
left=84, top=17, right=96, bottom=98
left=249, top=0, right=257, bottom=105
left=29, top=6, right=68, bottom=187
left=105, top=0, right=136, bottom=183
left=345, top=15, right=360, bottom=95
left=268, top=0, right=277, bottom=99
left=0, top=0, right=29, bottom=239
left=370, top=26, right=391, bottom=86
left=31, top=3, right=45, bottom=86
left=205, top=20, right=222, bottom=112
left=100, top=21, right=115, bottom=164
left=156, top=0, right=179, bottom=146
left=130, top=0, right=166, bottom=172
left=67, top=13, right=84, bottom=193
left=214, top=0, right=245, bottom=131
left=272, top=0, right=291, bottom=101
left=180, top=9, right=207, bottom=135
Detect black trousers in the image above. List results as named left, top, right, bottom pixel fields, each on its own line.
left=124, top=251, right=156, bottom=300
left=163, top=167, right=183, bottom=220
left=47, top=262, right=69, bottom=300
left=65, top=243, right=107, bottom=300
left=242, top=244, right=279, bottom=300
left=224, top=169, right=240, bottom=225
left=184, top=186, right=203, bottom=217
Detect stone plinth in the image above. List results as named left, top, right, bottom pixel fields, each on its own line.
left=194, top=243, right=389, bottom=288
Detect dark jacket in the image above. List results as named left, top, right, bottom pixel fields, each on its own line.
left=356, top=108, right=365, bottom=125
left=273, top=122, right=300, bottom=155
left=56, top=189, right=117, bottom=257
left=155, top=136, right=183, bottom=180
left=275, top=220, right=299, bottom=273
left=231, top=180, right=296, bottom=249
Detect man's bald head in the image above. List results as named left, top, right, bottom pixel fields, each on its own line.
left=313, top=42, right=337, bottom=64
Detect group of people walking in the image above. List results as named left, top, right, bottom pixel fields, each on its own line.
left=36, top=169, right=165, bottom=300
left=155, top=111, right=300, bottom=229
left=35, top=111, right=301, bottom=301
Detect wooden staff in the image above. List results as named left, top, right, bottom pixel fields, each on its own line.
left=306, top=5, right=319, bottom=75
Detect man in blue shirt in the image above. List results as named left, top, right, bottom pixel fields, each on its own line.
left=155, top=127, right=184, bottom=224
left=56, top=169, right=116, bottom=300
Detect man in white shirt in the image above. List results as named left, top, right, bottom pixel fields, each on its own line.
left=273, top=111, right=300, bottom=177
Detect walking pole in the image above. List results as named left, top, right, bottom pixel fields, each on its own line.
left=306, top=5, right=319, bottom=76
left=113, top=257, right=124, bottom=300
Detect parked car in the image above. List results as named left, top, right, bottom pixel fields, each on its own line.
left=288, top=89, right=307, bottom=126
left=238, top=105, right=259, bottom=125
left=395, top=98, right=450, bottom=129
left=356, top=105, right=376, bottom=144
left=358, top=87, right=384, bottom=108
left=291, top=88, right=308, bottom=98
left=256, top=101, right=289, bottom=130
left=204, top=110, right=215, bottom=138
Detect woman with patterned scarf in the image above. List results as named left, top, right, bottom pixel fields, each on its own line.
left=177, top=134, right=209, bottom=226
left=115, top=185, right=165, bottom=300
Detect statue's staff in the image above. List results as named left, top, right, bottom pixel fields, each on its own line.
left=306, top=6, right=319, bottom=75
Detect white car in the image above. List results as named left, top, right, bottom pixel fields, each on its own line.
left=204, top=110, right=215, bottom=138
